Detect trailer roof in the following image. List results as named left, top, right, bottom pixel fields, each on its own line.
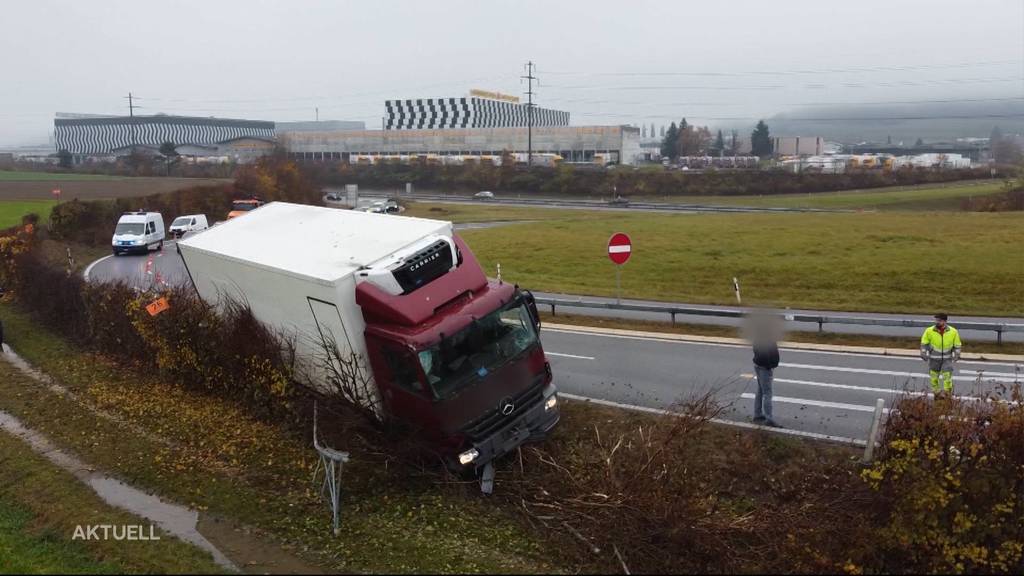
left=178, top=202, right=452, bottom=283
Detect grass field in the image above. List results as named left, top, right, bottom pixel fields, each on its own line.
left=402, top=201, right=602, bottom=223
left=635, top=179, right=1012, bottom=211
left=0, top=176, right=229, bottom=202
left=0, top=170, right=127, bottom=182
left=460, top=210, right=1024, bottom=316
left=0, top=199, right=56, bottom=228
left=0, top=415, right=226, bottom=573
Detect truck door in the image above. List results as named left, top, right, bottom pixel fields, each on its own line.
left=365, top=335, right=436, bottom=432
left=307, top=298, right=356, bottom=355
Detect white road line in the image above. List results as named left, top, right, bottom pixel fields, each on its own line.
left=558, top=392, right=866, bottom=446
left=545, top=327, right=1022, bottom=367
left=546, top=352, right=596, bottom=360
left=780, top=362, right=1022, bottom=383
left=82, top=254, right=113, bottom=282
left=738, top=392, right=887, bottom=414
left=741, top=373, right=990, bottom=402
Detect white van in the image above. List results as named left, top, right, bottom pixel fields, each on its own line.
left=111, top=212, right=165, bottom=256
left=168, top=214, right=209, bottom=239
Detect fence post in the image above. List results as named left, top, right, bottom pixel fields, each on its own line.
left=996, top=326, right=1003, bottom=345
left=670, top=312, right=676, bottom=326
left=862, top=398, right=886, bottom=463
left=818, top=319, right=824, bottom=333
left=550, top=303, right=556, bottom=316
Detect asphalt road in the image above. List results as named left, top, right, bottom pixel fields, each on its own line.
left=83, top=243, right=1023, bottom=444
left=353, top=191, right=846, bottom=214
left=536, top=291, right=1024, bottom=344
left=543, top=325, right=1022, bottom=444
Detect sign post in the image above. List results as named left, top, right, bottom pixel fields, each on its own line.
left=607, top=233, right=632, bottom=304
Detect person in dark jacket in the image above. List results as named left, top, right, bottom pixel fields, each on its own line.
left=752, top=340, right=780, bottom=427
left=744, top=309, right=783, bottom=427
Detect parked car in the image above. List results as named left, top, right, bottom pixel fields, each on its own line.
left=474, top=191, right=495, bottom=200
left=112, top=211, right=165, bottom=256
left=325, top=192, right=343, bottom=201
left=168, top=214, right=209, bottom=238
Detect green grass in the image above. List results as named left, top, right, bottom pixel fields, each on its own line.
left=0, top=170, right=126, bottom=182
left=462, top=210, right=1024, bottom=316
left=402, top=201, right=599, bottom=223
left=0, top=301, right=558, bottom=574
left=0, top=200, right=56, bottom=228
left=636, top=180, right=1011, bottom=211
left=0, top=416, right=226, bottom=574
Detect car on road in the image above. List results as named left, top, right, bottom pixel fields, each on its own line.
left=168, top=214, right=209, bottom=238
left=608, top=195, right=630, bottom=207
left=474, top=191, right=495, bottom=200
left=112, top=211, right=165, bottom=256
left=325, top=192, right=343, bottom=201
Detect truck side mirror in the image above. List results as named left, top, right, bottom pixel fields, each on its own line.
left=523, top=290, right=541, bottom=332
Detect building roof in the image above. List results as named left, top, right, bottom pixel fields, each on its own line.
left=217, top=136, right=277, bottom=145
left=178, top=202, right=453, bottom=284
left=55, top=114, right=274, bottom=129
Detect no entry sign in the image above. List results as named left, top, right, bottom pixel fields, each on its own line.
left=607, top=233, right=632, bottom=265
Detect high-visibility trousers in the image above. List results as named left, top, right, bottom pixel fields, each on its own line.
left=928, top=358, right=954, bottom=392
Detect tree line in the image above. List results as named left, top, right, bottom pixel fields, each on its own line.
left=660, top=119, right=773, bottom=159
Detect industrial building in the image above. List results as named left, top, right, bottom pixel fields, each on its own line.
left=54, top=113, right=276, bottom=161
left=282, top=125, right=642, bottom=165
left=772, top=136, right=825, bottom=156
left=384, top=89, right=569, bottom=130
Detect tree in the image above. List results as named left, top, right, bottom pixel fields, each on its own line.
left=677, top=123, right=711, bottom=156
left=650, top=123, right=656, bottom=141
left=712, top=130, right=726, bottom=156
left=57, top=149, right=73, bottom=169
left=751, top=120, right=772, bottom=158
left=729, top=130, right=740, bottom=156
left=159, top=141, right=180, bottom=176
left=659, top=125, right=665, bottom=138
left=660, top=122, right=678, bottom=159
left=914, top=137, right=924, bottom=147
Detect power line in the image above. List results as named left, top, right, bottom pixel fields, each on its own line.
left=541, top=59, right=1024, bottom=78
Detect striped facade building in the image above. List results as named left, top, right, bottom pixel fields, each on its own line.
left=54, top=114, right=276, bottom=154
left=384, top=91, right=569, bottom=130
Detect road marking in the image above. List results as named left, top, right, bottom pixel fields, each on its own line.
left=739, top=392, right=887, bottom=414
left=82, top=254, right=113, bottom=282
left=546, top=352, right=596, bottom=360
left=545, top=327, right=1023, bottom=366
left=558, top=392, right=866, bottom=446
left=742, top=373, right=994, bottom=403
left=780, top=362, right=1022, bottom=383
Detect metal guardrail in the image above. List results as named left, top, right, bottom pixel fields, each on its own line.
left=401, top=193, right=847, bottom=213
left=535, top=297, right=1024, bottom=344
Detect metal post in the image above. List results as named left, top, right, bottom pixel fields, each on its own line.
left=550, top=303, right=555, bottom=316
left=670, top=312, right=676, bottom=326
left=615, top=266, right=621, bottom=305
left=862, top=398, right=885, bottom=463
left=818, top=319, right=824, bottom=333
left=997, top=327, right=1003, bottom=345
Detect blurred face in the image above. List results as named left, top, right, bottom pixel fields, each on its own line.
left=936, top=317, right=947, bottom=329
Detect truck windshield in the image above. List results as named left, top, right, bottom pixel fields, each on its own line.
left=115, top=222, right=145, bottom=235
left=417, top=298, right=538, bottom=400
left=171, top=217, right=190, bottom=227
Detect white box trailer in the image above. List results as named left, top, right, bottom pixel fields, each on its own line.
left=177, top=201, right=559, bottom=473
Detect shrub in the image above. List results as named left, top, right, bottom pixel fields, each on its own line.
left=863, top=386, right=1024, bottom=574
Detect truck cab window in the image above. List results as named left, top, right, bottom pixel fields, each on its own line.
left=383, top=346, right=424, bottom=393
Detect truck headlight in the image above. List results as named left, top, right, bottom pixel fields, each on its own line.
left=458, top=448, right=479, bottom=466
left=545, top=395, right=558, bottom=411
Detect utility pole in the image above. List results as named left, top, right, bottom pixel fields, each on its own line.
left=124, top=92, right=137, bottom=149
left=521, top=61, right=537, bottom=167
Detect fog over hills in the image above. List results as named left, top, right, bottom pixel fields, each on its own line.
left=763, top=99, right=1024, bottom=143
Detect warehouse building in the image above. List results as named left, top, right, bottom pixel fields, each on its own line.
left=384, top=89, right=569, bottom=130
left=53, top=113, right=276, bottom=160
left=281, top=124, right=642, bottom=165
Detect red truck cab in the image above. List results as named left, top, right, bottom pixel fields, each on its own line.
left=357, top=235, right=558, bottom=472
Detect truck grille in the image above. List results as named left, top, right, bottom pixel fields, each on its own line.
left=461, top=376, right=546, bottom=442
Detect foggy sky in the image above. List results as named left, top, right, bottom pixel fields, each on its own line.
left=1, top=0, right=1022, bottom=146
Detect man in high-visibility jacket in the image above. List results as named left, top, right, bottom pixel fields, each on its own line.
left=920, top=313, right=962, bottom=393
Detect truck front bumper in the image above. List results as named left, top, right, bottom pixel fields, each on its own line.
left=464, top=384, right=559, bottom=470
